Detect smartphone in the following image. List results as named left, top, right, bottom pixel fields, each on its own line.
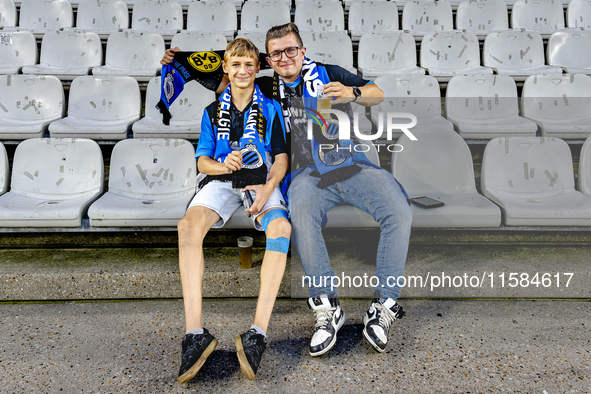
left=243, top=190, right=256, bottom=217
left=410, top=196, right=445, bottom=209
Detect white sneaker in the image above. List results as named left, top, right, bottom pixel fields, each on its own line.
left=363, top=291, right=405, bottom=352
left=307, top=294, right=346, bottom=356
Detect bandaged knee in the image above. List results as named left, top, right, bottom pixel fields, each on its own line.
left=260, top=208, right=288, bottom=232
left=266, top=237, right=290, bottom=254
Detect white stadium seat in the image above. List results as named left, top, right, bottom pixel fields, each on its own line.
left=392, top=127, right=502, bottom=227
left=300, top=32, right=356, bottom=74
left=76, top=0, right=129, bottom=39
left=295, top=2, right=346, bottom=32
left=455, top=0, right=508, bottom=39
left=49, top=76, right=141, bottom=140
left=521, top=74, right=591, bottom=139
left=0, top=0, right=16, bottom=27
left=420, top=31, right=493, bottom=81
left=348, top=1, right=399, bottom=41
left=567, top=0, right=591, bottom=28
left=18, top=0, right=73, bottom=37
left=483, top=29, right=562, bottom=81
left=344, top=0, right=387, bottom=11
left=371, top=75, right=453, bottom=139
left=0, top=75, right=65, bottom=139
left=187, top=2, right=237, bottom=40
left=547, top=30, right=591, bottom=74
left=577, top=135, right=591, bottom=197
left=511, top=0, right=565, bottom=37
left=445, top=75, right=538, bottom=139
left=0, top=142, right=8, bottom=195
left=132, top=0, right=183, bottom=39
left=133, top=76, right=215, bottom=139
left=358, top=32, right=425, bottom=80
left=21, top=29, right=103, bottom=81
left=0, top=29, right=38, bottom=74
left=0, top=138, right=103, bottom=227
left=482, top=137, right=591, bottom=226
left=239, top=1, right=291, bottom=34
left=88, top=138, right=197, bottom=227
left=171, top=31, right=227, bottom=51
left=402, top=0, right=454, bottom=39
left=92, top=31, right=165, bottom=82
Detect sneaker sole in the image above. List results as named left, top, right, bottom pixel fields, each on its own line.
left=235, top=334, right=256, bottom=380
left=309, top=311, right=346, bottom=357
left=177, top=338, right=218, bottom=384
left=362, top=326, right=386, bottom=353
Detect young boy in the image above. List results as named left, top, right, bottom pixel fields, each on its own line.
left=176, top=38, right=290, bottom=383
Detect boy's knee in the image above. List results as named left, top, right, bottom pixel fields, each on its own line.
left=266, top=217, right=291, bottom=239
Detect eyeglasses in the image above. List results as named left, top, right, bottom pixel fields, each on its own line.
left=267, top=47, right=302, bottom=62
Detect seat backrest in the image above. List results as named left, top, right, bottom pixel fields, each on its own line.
left=19, top=0, right=73, bottom=31
left=295, top=2, right=345, bottom=32
left=483, top=29, right=546, bottom=69
left=511, top=0, right=565, bottom=32
left=547, top=30, right=591, bottom=71
left=375, top=74, right=443, bottom=120
left=39, top=29, right=102, bottom=68
left=240, top=2, right=290, bottom=32
left=482, top=136, right=574, bottom=195
left=76, top=0, right=129, bottom=32
left=0, top=142, right=8, bottom=195
left=521, top=74, right=591, bottom=122
left=235, top=31, right=267, bottom=53
left=420, top=30, right=482, bottom=71
left=187, top=2, right=237, bottom=32
left=67, top=76, right=141, bottom=122
left=349, top=1, right=399, bottom=33
left=143, top=76, right=215, bottom=123
left=578, top=135, right=591, bottom=196
left=171, top=31, right=227, bottom=51
left=300, top=32, right=353, bottom=70
left=358, top=32, right=418, bottom=72
left=0, top=0, right=16, bottom=27
left=105, top=31, right=165, bottom=70
left=455, top=0, right=508, bottom=34
left=567, top=0, right=591, bottom=28
left=108, top=138, right=196, bottom=196
left=402, top=1, right=453, bottom=33
left=0, top=75, right=65, bottom=122
left=446, top=75, right=520, bottom=121
left=0, top=30, right=38, bottom=71
left=392, top=127, right=477, bottom=194
left=132, top=0, right=183, bottom=32
left=10, top=138, right=103, bottom=198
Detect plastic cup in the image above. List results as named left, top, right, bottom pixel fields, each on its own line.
left=237, top=236, right=253, bottom=269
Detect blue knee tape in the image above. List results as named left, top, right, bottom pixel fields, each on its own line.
left=261, top=208, right=288, bottom=232
left=266, top=237, right=290, bottom=254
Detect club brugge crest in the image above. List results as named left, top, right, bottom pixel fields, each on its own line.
left=321, top=116, right=340, bottom=140
left=188, top=51, right=222, bottom=73
left=240, top=144, right=264, bottom=170
left=164, top=73, right=175, bottom=101
left=318, top=144, right=347, bottom=166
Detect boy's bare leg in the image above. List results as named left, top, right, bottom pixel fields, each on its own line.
left=252, top=208, right=291, bottom=332
left=177, top=206, right=221, bottom=332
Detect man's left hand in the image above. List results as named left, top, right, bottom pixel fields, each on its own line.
left=243, top=183, right=274, bottom=216
left=323, top=82, right=355, bottom=105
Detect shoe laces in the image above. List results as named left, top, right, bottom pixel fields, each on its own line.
left=374, top=303, right=395, bottom=332
left=313, top=306, right=336, bottom=331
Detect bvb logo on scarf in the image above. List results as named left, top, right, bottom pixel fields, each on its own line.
left=188, top=52, right=222, bottom=73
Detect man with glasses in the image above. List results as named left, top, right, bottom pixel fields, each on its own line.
left=161, top=22, right=412, bottom=358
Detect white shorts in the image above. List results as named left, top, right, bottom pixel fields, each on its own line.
left=187, top=180, right=287, bottom=231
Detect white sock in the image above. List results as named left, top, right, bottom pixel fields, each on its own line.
left=250, top=324, right=266, bottom=337
left=187, top=328, right=204, bottom=335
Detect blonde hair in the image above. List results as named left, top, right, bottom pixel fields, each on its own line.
left=224, top=38, right=260, bottom=64
left=265, top=22, right=304, bottom=52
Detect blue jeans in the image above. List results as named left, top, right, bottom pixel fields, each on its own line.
left=289, top=164, right=412, bottom=300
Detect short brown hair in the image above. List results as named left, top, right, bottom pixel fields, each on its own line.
left=265, top=22, right=304, bottom=53
left=224, top=38, right=260, bottom=64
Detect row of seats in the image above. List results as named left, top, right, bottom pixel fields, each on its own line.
left=2, top=28, right=590, bottom=83
left=1, top=73, right=590, bottom=141
left=3, top=0, right=591, bottom=39
left=1, top=133, right=591, bottom=228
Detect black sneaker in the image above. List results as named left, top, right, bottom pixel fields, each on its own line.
left=235, top=329, right=267, bottom=380
left=177, top=329, right=218, bottom=384
left=307, top=294, right=346, bottom=356
left=363, top=291, right=405, bottom=353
